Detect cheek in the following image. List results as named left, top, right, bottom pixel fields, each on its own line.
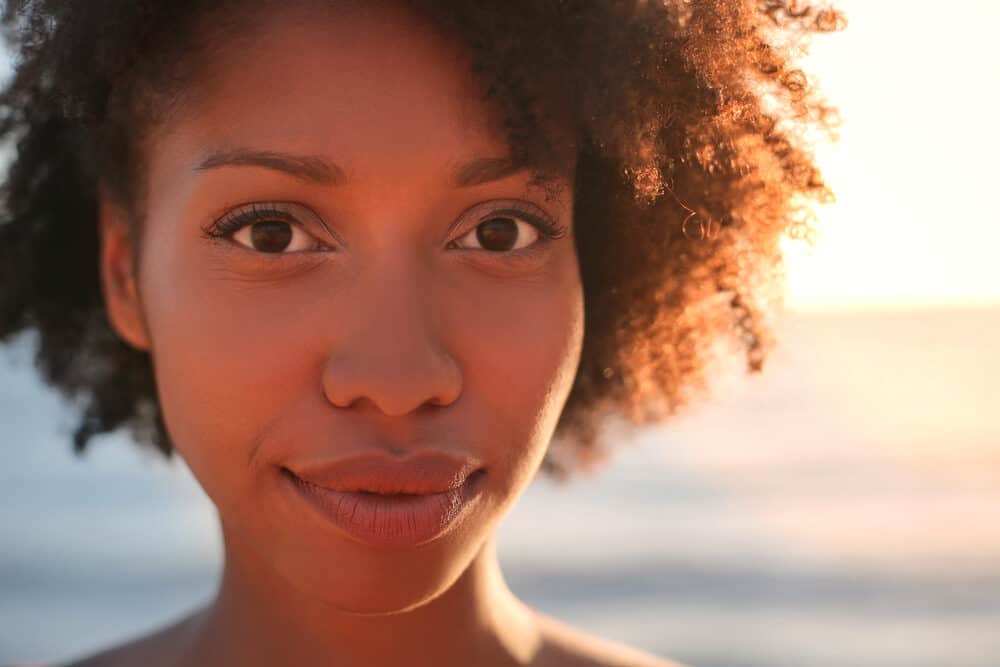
left=139, top=248, right=324, bottom=511
left=458, top=261, right=584, bottom=482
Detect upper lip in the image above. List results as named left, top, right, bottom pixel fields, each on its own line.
left=284, top=451, right=483, bottom=495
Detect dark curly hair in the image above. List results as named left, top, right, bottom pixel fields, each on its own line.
left=0, top=0, right=842, bottom=482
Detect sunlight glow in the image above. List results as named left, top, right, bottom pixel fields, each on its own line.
left=783, top=0, right=1000, bottom=311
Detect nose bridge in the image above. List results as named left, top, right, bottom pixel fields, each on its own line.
left=320, top=251, right=461, bottom=417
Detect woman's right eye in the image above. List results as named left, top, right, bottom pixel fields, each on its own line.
left=203, top=202, right=333, bottom=255
left=229, top=219, right=324, bottom=254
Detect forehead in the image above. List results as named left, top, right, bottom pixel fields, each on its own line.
left=147, top=1, right=513, bottom=187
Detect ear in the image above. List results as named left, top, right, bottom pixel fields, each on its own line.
left=98, top=196, right=152, bottom=352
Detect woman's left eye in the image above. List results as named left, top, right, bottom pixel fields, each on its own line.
left=448, top=209, right=566, bottom=255
left=449, top=216, right=538, bottom=253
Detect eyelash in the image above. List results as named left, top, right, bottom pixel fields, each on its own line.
left=201, top=200, right=568, bottom=259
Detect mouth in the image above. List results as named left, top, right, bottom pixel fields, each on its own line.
left=281, top=466, right=485, bottom=492
left=279, top=466, right=487, bottom=548
left=280, top=450, right=484, bottom=496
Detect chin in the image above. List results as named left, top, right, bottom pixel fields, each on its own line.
left=256, top=508, right=493, bottom=615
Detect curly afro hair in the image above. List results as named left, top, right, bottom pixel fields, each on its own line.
left=0, top=0, right=843, bottom=482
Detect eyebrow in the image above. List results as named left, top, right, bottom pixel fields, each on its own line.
left=451, top=156, right=526, bottom=187
left=194, top=149, right=527, bottom=188
left=195, top=149, right=343, bottom=185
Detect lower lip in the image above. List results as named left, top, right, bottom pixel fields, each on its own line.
left=282, top=468, right=486, bottom=548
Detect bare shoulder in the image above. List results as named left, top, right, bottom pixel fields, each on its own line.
left=40, top=608, right=206, bottom=667
left=532, top=610, right=691, bottom=667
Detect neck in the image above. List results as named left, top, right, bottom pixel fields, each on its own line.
left=182, top=529, right=543, bottom=667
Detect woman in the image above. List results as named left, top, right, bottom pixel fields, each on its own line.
left=0, top=1, right=841, bottom=665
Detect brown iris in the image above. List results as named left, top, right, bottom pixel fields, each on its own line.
left=476, top=217, right=519, bottom=251
left=250, top=221, right=294, bottom=253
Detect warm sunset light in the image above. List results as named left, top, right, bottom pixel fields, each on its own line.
left=783, top=0, right=1000, bottom=311
left=3, top=4, right=997, bottom=667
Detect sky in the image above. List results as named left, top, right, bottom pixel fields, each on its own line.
left=1, top=1, right=997, bottom=312
left=783, top=0, right=1000, bottom=311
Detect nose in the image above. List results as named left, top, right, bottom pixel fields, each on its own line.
left=319, top=258, right=463, bottom=418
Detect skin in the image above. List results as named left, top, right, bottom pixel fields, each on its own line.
left=76, top=2, right=687, bottom=666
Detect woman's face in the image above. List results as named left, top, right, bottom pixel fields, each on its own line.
left=103, top=2, right=583, bottom=611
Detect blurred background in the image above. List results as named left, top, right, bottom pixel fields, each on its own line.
left=2, top=1, right=998, bottom=666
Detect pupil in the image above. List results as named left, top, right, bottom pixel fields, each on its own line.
left=476, top=218, right=518, bottom=251
left=250, top=221, right=293, bottom=253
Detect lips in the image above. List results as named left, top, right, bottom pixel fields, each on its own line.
left=279, top=451, right=487, bottom=548
left=281, top=450, right=484, bottom=496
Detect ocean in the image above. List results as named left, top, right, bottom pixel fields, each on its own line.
left=2, top=307, right=998, bottom=667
